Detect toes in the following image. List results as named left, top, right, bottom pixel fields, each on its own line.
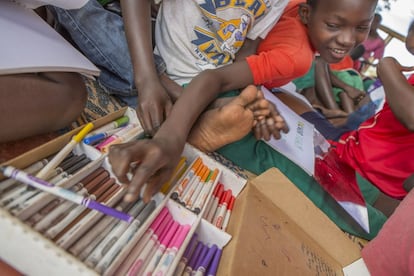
left=237, top=85, right=259, bottom=106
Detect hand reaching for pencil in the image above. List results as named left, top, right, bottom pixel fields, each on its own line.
left=108, top=136, right=184, bottom=203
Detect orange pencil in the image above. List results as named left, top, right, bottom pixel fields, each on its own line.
left=186, top=167, right=212, bottom=209
left=179, top=164, right=206, bottom=205
left=171, top=157, right=202, bottom=200
left=192, top=168, right=219, bottom=214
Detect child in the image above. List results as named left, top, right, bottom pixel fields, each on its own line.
left=48, top=0, right=289, bottom=137
left=355, top=13, right=386, bottom=74
left=331, top=20, right=414, bottom=200
left=109, top=0, right=386, bottom=240
left=295, top=56, right=376, bottom=129
left=299, top=57, right=368, bottom=112
left=277, top=19, right=414, bottom=214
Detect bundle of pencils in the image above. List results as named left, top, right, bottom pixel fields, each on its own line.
left=171, top=157, right=220, bottom=214
left=174, top=233, right=222, bottom=276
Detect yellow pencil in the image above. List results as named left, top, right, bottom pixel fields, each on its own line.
left=160, top=156, right=187, bottom=194
left=36, top=123, right=94, bottom=180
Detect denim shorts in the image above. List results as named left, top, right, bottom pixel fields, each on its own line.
left=48, top=0, right=166, bottom=105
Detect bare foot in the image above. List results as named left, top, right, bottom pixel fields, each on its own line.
left=188, top=85, right=259, bottom=152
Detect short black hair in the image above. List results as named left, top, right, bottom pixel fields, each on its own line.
left=306, top=0, right=316, bottom=8
left=409, top=19, right=414, bottom=32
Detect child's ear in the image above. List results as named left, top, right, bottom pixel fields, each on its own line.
left=298, top=3, right=311, bottom=25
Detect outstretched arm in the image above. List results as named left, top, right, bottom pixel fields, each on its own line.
left=121, top=0, right=172, bottom=136
left=109, top=60, right=287, bottom=202
left=376, top=57, right=414, bottom=130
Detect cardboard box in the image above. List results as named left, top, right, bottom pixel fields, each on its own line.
left=218, top=168, right=362, bottom=276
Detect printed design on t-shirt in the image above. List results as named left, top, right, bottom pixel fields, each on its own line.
left=191, top=0, right=269, bottom=69
left=218, top=14, right=250, bottom=56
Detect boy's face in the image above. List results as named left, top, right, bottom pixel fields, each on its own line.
left=300, top=0, right=377, bottom=64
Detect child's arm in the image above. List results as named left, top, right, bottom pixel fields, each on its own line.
left=121, top=0, right=173, bottom=136
left=109, top=60, right=287, bottom=203
left=376, top=57, right=414, bottom=130
left=314, top=57, right=341, bottom=110
left=235, top=38, right=262, bottom=62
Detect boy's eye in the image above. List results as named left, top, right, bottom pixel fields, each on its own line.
left=356, top=26, right=370, bottom=32
left=326, top=23, right=340, bottom=29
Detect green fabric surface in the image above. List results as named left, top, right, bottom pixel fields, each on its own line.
left=356, top=172, right=381, bottom=205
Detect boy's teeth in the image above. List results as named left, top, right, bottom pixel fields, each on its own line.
left=333, top=49, right=345, bottom=54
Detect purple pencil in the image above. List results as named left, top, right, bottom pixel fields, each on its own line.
left=174, top=233, right=199, bottom=275
left=206, top=247, right=222, bottom=276
left=191, top=242, right=209, bottom=275
left=194, top=244, right=218, bottom=276
left=182, top=241, right=204, bottom=276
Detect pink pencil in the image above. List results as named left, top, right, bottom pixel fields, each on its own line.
left=153, top=224, right=191, bottom=276
left=141, top=221, right=180, bottom=275
left=114, top=207, right=169, bottom=275
left=126, top=211, right=172, bottom=276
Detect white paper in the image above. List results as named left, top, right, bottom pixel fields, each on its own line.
left=338, top=201, right=370, bottom=234
left=0, top=1, right=100, bottom=77
left=261, top=86, right=315, bottom=175
left=343, top=258, right=371, bottom=276
left=10, top=0, right=89, bottom=9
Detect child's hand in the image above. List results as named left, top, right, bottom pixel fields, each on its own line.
left=136, top=80, right=173, bottom=137
left=252, top=99, right=289, bottom=141
left=108, top=137, right=183, bottom=203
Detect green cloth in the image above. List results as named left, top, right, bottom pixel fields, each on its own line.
left=357, top=173, right=380, bottom=205
left=292, top=62, right=365, bottom=102
left=332, top=70, right=364, bottom=102
left=97, top=0, right=113, bottom=5
left=363, top=78, right=376, bottom=92
left=217, top=133, right=387, bottom=240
